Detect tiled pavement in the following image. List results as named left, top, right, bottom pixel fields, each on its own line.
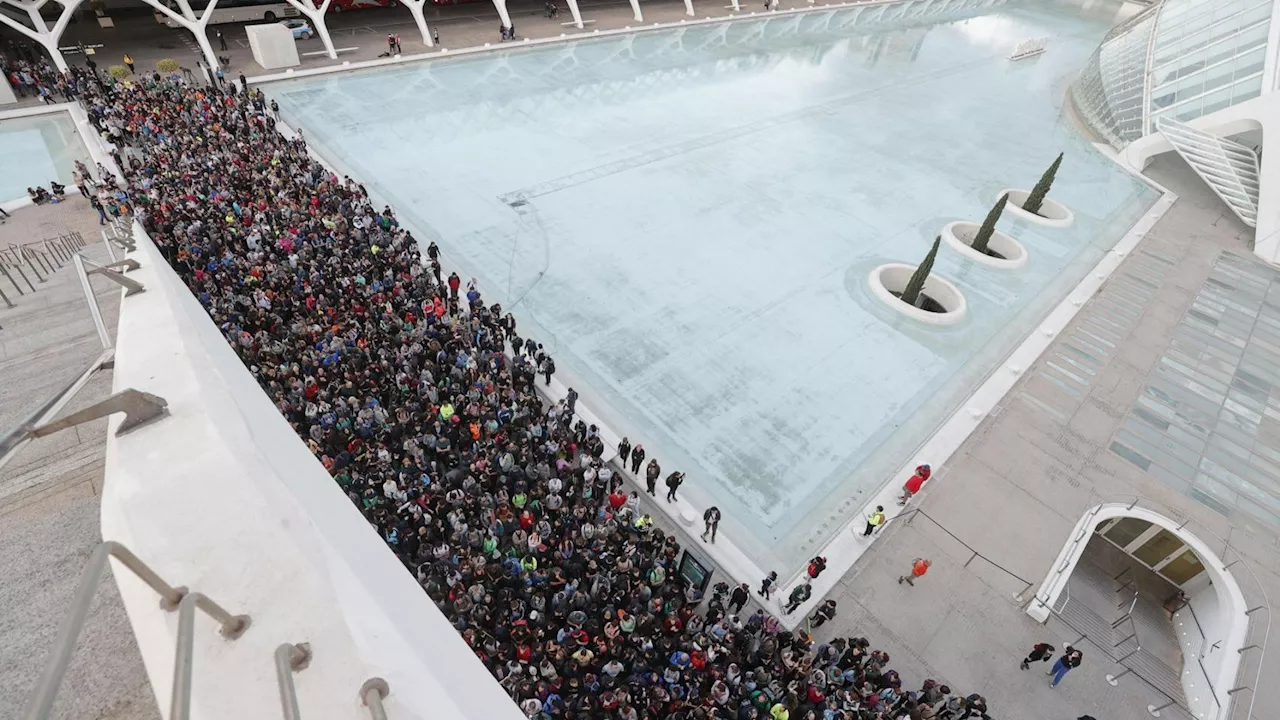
left=815, top=156, right=1280, bottom=720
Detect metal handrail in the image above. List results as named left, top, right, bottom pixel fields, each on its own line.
left=0, top=347, right=116, bottom=473
left=275, top=643, right=312, bottom=720
left=25, top=542, right=250, bottom=720
left=360, top=678, right=391, bottom=720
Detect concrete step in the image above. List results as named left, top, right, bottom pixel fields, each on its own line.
left=0, top=442, right=104, bottom=509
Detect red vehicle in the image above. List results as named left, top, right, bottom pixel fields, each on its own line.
left=330, top=0, right=397, bottom=11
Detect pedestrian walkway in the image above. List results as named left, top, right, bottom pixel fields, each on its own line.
left=813, top=156, right=1277, bottom=720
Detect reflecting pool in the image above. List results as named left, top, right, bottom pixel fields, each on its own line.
left=0, top=112, right=92, bottom=205
left=270, top=0, right=1159, bottom=567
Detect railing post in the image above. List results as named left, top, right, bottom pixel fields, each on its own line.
left=170, top=592, right=251, bottom=720
left=0, top=263, right=23, bottom=295
left=1147, top=699, right=1175, bottom=717
left=0, top=281, right=12, bottom=309
left=360, top=678, right=390, bottom=720
left=12, top=262, right=36, bottom=292
left=1237, top=644, right=1260, bottom=654
left=275, top=643, right=312, bottom=720
left=24, top=249, right=46, bottom=283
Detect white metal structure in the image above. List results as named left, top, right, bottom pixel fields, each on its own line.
left=0, top=0, right=81, bottom=71
left=279, top=0, right=338, bottom=59
left=141, top=0, right=225, bottom=70
left=1156, top=115, right=1261, bottom=227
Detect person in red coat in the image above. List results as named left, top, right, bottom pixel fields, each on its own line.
left=897, top=464, right=931, bottom=506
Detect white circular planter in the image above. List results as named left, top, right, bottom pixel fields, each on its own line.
left=999, top=188, right=1074, bottom=229
left=941, top=221, right=1028, bottom=270
left=868, top=264, right=967, bottom=325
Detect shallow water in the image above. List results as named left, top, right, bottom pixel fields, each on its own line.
left=270, top=0, right=1158, bottom=566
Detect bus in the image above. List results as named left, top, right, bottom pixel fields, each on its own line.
left=155, top=0, right=300, bottom=27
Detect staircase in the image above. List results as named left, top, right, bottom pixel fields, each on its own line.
left=1157, top=116, right=1260, bottom=228
left=1053, top=558, right=1192, bottom=717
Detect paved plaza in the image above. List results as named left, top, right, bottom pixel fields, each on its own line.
left=818, top=158, right=1279, bottom=720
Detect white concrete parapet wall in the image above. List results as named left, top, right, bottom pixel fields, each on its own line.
left=101, top=224, right=525, bottom=720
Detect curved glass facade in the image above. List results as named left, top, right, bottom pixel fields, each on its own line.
left=1072, top=0, right=1274, bottom=149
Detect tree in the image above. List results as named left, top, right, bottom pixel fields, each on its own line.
left=108, top=64, right=129, bottom=80
left=1023, top=153, right=1062, bottom=217
left=156, top=58, right=180, bottom=73
left=970, top=194, right=1008, bottom=255
left=901, top=235, right=941, bottom=307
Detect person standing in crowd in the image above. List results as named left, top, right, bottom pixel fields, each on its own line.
left=540, top=355, right=555, bottom=385
left=565, top=387, right=578, bottom=415
left=702, top=505, right=720, bottom=542
left=1020, top=641, right=1055, bottom=670
left=810, top=599, right=837, bottom=627
left=759, top=570, right=778, bottom=599
left=783, top=582, right=812, bottom=614
left=644, top=458, right=660, bottom=495
left=728, top=582, right=749, bottom=614
left=1047, top=644, right=1082, bottom=688
left=863, top=504, right=886, bottom=536
left=665, top=470, right=684, bottom=502
left=898, top=463, right=932, bottom=505
left=629, top=443, right=645, bottom=474
left=899, top=557, right=932, bottom=586
left=616, top=436, right=630, bottom=466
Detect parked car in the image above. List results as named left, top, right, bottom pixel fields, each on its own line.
left=281, top=18, right=313, bottom=39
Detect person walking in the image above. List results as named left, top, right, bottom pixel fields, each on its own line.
left=540, top=356, right=556, bottom=385
left=644, top=459, right=660, bottom=495
left=898, top=557, right=931, bottom=586
left=728, top=582, right=749, bottom=614
left=783, top=583, right=812, bottom=614
left=630, top=444, right=645, bottom=474
left=897, top=464, right=931, bottom=506
left=806, top=556, right=827, bottom=580
left=665, top=471, right=684, bottom=502
left=123, top=53, right=135, bottom=74
left=1019, top=642, right=1055, bottom=670
left=758, top=571, right=777, bottom=599
left=617, top=437, right=631, bottom=466
left=1047, top=644, right=1082, bottom=688
left=431, top=27, right=440, bottom=45
left=702, top=506, right=721, bottom=542
left=863, top=505, right=886, bottom=536
left=218, top=30, right=228, bottom=51
left=809, top=599, right=837, bottom=627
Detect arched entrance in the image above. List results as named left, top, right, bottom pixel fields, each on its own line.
left=1028, top=503, right=1249, bottom=719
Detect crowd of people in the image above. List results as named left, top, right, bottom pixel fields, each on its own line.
left=22, top=57, right=1004, bottom=719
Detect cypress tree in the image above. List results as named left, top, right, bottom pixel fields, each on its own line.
left=901, top=235, right=941, bottom=307
left=1023, top=153, right=1062, bottom=216
left=971, top=194, right=1008, bottom=255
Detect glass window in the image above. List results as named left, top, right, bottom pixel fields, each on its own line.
left=1159, top=549, right=1206, bottom=585
left=1103, top=517, right=1153, bottom=548
left=1134, top=528, right=1186, bottom=566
